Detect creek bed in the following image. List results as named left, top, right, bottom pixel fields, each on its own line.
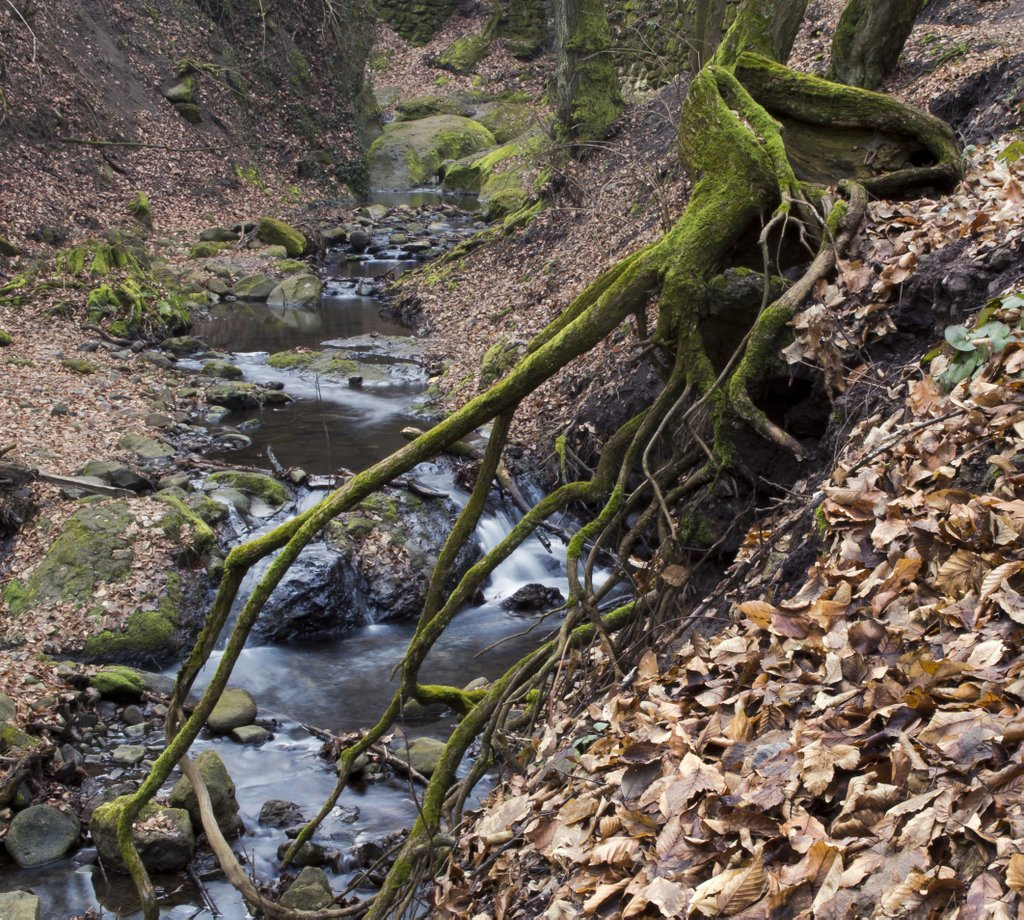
left=11, top=192, right=598, bottom=918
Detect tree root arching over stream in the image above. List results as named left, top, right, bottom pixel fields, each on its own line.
left=111, top=1, right=962, bottom=916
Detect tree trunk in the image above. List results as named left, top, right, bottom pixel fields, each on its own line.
left=688, top=0, right=730, bottom=72
left=553, top=0, right=622, bottom=144
left=829, top=0, right=926, bottom=90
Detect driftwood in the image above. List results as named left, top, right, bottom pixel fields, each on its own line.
left=35, top=472, right=135, bottom=498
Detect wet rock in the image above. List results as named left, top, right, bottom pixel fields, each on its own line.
left=259, top=799, right=304, bottom=827
left=169, top=750, right=244, bottom=837
left=111, top=744, right=146, bottom=765
left=367, top=116, right=495, bottom=188
left=348, top=229, right=370, bottom=252
left=0, top=890, right=40, bottom=919
left=202, top=360, right=244, bottom=379
left=6, top=804, right=80, bottom=867
left=121, top=705, right=145, bottom=725
left=233, top=275, right=277, bottom=301
left=206, top=471, right=289, bottom=507
left=230, top=724, right=270, bottom=744
left=205, top=406, right=231, bottom=424
left=321, top=226, right=347, bottom=244
left=91, top=795, right=195, bottom=873
left=267, top=274, right=324, bottom=308
left=207, top=687, right=257, bottom=734
left=276, top=839, right=329, bottom=867
left=158, top=472, right=191, bottom=491
left=160, top=335, right=207, bottom=355
left=280, top=866, right=334, bottom=910
left=500, top=583, right=565, bottom=612
left=205, top=382, right=262, bottom=410
left=404, top=737, right=446, bottom=777
left=118, top=433, right=175, bottom=460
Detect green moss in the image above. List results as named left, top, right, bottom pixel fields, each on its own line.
left=83, top=610, right=177, bottom=664
left=375, top=0, right=455, bottom=45
left=2, top=579, right=32, bottom=615
left=127, top=191, right=152, bottom=226
left=266, top=349, right=358, bottom=378
left=436, top=35, right=491, bottom=74
left=14, top=501, right=135, bottom=612
left=555, top=0, right=622, bottom=144
left=0, top=723, right=42, bottom=752
left=155, top=494, right=217, bottom=555
left=0, top=329, right=11, bottom=347
left=277, top=259, right=312, bottom=275
left=368, top=116, right=497, bottom=188
left=256, top=217, right=308, bottom=257
left=60, top=357, right=95, bottom=374
left=90, top=665, right=146, bottom=700
left=207, top=471, right=289, bottom=507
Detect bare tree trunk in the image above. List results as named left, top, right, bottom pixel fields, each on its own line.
left=688, top=0, right=730, bottom=72
left=829, top=0, right=926, bottom=90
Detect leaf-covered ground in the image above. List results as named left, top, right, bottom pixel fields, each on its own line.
left=436, top=141, right=1024, bottom=918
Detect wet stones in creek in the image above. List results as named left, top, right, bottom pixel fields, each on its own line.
left=5, top=804, right=81, bottom=867
left=91, top=795, right=195, bottom=874
left=500, top=583, right=566, bottom=612
left=169, top=750, right=244, bottom=837
left=256, top=488, right=480, bottom=642
left=206, top=687, right=257, bottom=734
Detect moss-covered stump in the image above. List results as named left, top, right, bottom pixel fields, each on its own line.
left=91, top=796, right=194, bottom=874
left=2, top=500, right=135, bottom=615
left=206, top=471, right=290, bottom=508
left=435, top=35, right=491, bottom=74
left=256, top=218, right=308, bottom=258
left=367, top=116, right=496, bottom=188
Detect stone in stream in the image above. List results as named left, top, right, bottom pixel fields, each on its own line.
left=259, top=799, right=304, bottom=827
left=233, top=274, right=277, bottom=301
left=280, top=866, right=334, bottom=911
left=500, top=583, right=566, bottom=612
left=201, top=359, right=244, bottom=379
left=230, top=724, right=270, bottom=744
left=404, top=737, right=446, bottom=778
left=91, top=795, right=195, bottom=873
left=348, top=229, right=370, bottom=252
left=111, top=744, right=146, bottom=765
left=207, top=687, right=258, bottom=733
left=276, top=839, right=330, bottom=867
left=0, top=890, right=41, bottom=920
left=267, top=274, right=323, bottom=308
left=168, top=749, right=244, bottom=837
left=5, top=804, right=80, bottom=867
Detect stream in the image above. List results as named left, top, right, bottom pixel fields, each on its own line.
left=13, top=192, right=598, bottom=918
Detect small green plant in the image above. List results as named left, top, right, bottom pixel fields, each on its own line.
left=234, top=164, right=267, bottom=190
left=930, top=292, right=1024, bottom=389
left=998, top=138, right=1024, bottom=166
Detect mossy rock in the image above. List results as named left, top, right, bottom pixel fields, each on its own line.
left=0, top=236, right=21, bottom=257
left=256, top=218, right=308, bottom=258
left=277, top=259, right=313, bottom=275
left=163, top=74, right=197, bottom=104
left=91, top=795, right=195, bottom=874
left=0, top=329, right=11, bottom=347
left=205, top=381, right=265, bottom=410
left=394, top=94, right=471, bottom=121
left=0, top=722, right=42, bottom=753
left=60, top=357, right=95, bottom=374
left=169, top=749, right=243, bottom=836
left=368, top=116, right=496, bottom=188
left=127, top=191, right=151, bottom=226
left=174, top=102, right=203, bottom=124
left=267, top=275, right=323, bottom=308
left=82, top=610, right=178, bottom=666
left=405, top=736, right=447, bottom=777
left=472, top=101, right=538, bottom=143
left=6, top=501, right=135, bottom=613
left=119, top=432, right=175, bottom=460
left=90, top=665, right=146, bottom=700
left=443, top=133, right=543, bottom=218
left=266, top=349, right=359, bottom=379
left=234, top=275, right=276, bottom=301
left=435, top=35, right=491, bottom=75
left=189, top=241, right=230, bottom=259
left=206, top=471, right=289, bottom=507
left=202, top=360, right=243, bottom=379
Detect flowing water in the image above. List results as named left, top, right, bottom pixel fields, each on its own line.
left=14, top=192, right=600, bottom=917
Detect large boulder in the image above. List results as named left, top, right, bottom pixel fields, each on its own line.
left=405, top=737, right=446, bottom=777
left=6, top=805, right=80, bottom=867
left=90, top=796, right=195, bottom=874
left=267, top=274, right=323, bottom=308
left=368, top=116, right=496, bottom=188
left=256, top=490, right=478, bottom=642
left=234, top=275, right=277, bottom=301
left=169, top=750, right=243, bottom=837
left=207, top=687, right=258, bottom=734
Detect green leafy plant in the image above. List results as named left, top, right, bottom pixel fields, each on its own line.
left=930, top=292, right=1024, bottom=389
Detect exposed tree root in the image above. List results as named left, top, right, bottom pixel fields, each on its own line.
left=111, top=1, right=963, bottom=916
